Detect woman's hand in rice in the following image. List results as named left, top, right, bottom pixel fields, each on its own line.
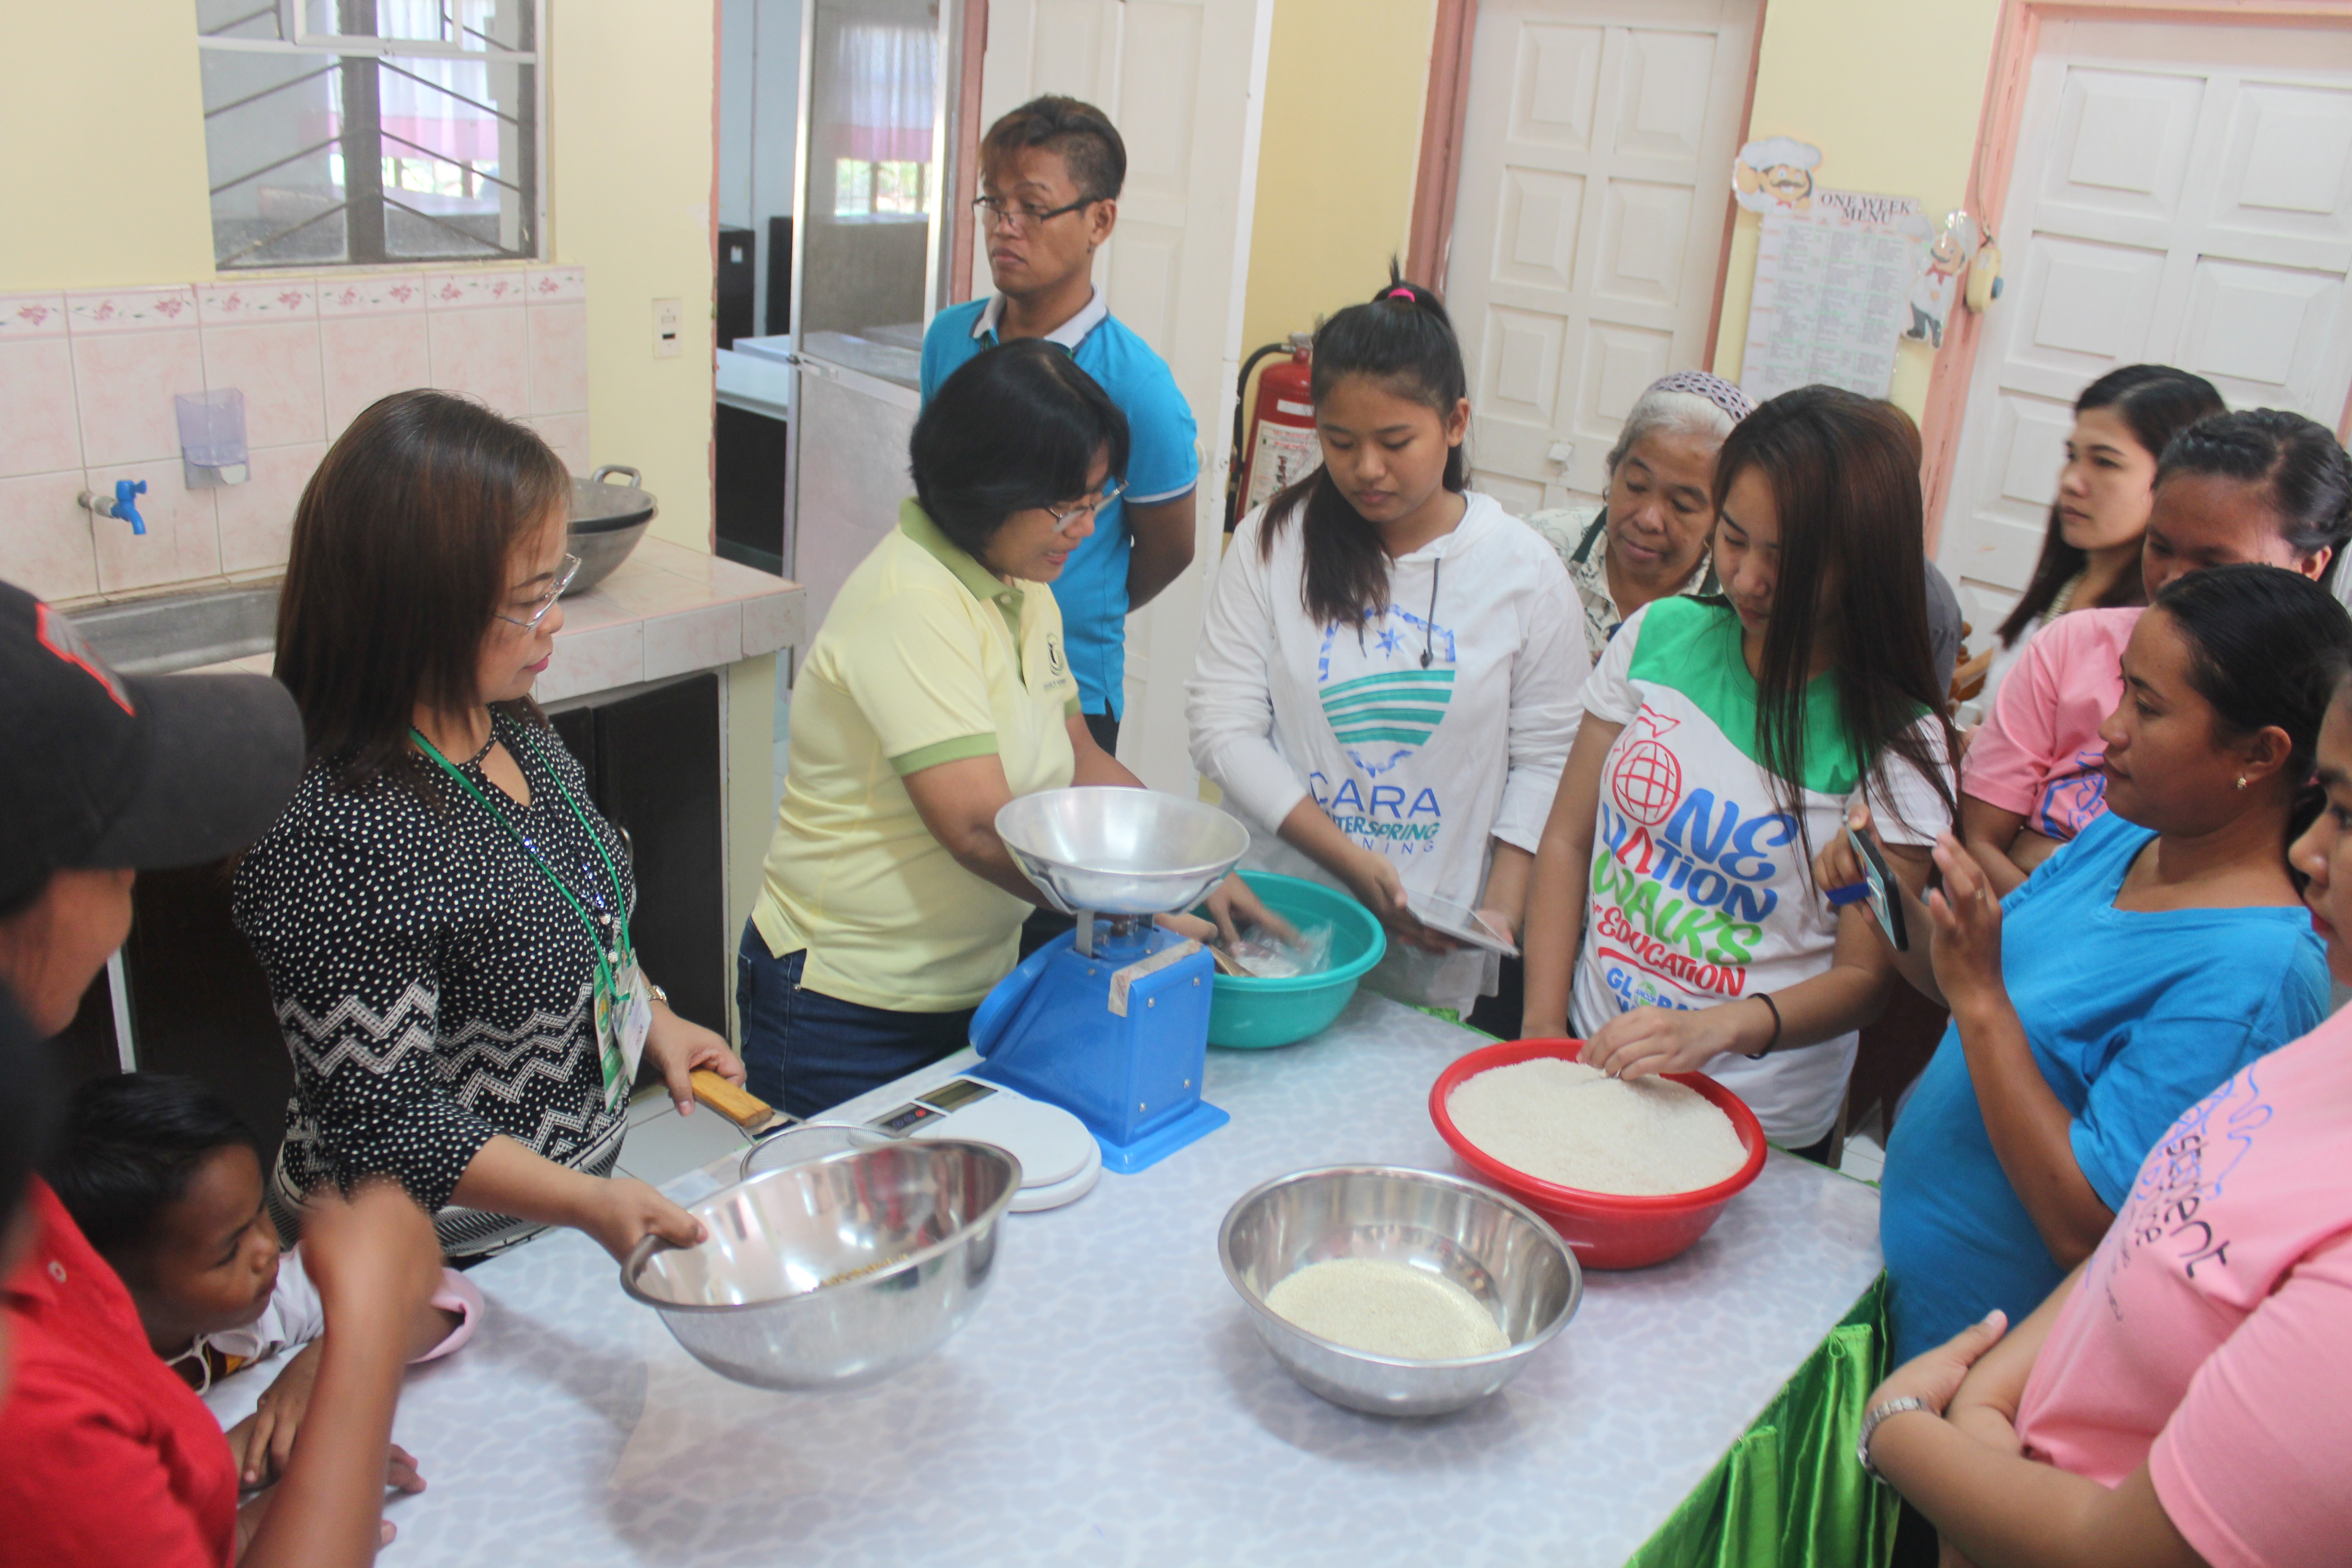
left=1922, top=832, right=2005, bottom=1013
left=1580, top=1003, right=1756, bottom=1079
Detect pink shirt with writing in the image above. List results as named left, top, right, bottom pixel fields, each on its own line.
left=1963, top=608, right=2139, bottom=841
left=2013, top=1005, right=2352, bottom=1568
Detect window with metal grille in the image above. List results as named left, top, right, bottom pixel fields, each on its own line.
left=196, top=0, right=540, bottom=270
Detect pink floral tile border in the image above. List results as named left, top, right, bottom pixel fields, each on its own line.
left=198, top=279, right=318, bottom=324
left=66, top=286, right=199, bottom=334
left=317, top=273, right=428, bottom=316
left=0, top=294, right=68, bottom=339
left=425, top=269, right=532, bottom=309
left=525, top=266, right=587, bottom=303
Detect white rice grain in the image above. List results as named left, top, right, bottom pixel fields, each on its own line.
left=1448, top=1058, right=1746, bottom=1196
left=1263, top=1257, right=1509, bottom=1360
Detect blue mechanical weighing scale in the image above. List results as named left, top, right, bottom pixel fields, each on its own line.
left=970, top=787, right=1250, bottom=1174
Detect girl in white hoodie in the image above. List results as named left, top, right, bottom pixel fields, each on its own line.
left=1188, top=277, right=1587, bottom=1014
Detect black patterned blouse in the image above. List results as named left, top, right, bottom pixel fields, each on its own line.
left=232, top=708, right=634, bottom=1258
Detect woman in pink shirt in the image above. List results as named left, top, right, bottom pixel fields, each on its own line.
left=1963, top=409, right=2352, bottom=894
left=1862, top=642, right=2352, bottom=1566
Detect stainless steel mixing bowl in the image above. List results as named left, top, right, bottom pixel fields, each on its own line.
left=621, top=1138, right=1021, bottom=1392
left=995, top=786, right=1250, bottom=916
left=1219, top=1165, right=1582, bottom=1417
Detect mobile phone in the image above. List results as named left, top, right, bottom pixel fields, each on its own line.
left=1842, top=824, right=1908, bottom=952
left=1407, top=892, right=1520, bottom=957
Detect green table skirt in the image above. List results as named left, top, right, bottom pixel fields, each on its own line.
left=1624, top=1274, right=1899, bottom=1568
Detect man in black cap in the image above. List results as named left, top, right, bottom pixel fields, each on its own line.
left=0, top=579, right=443, bottom=1568
left=0, top=579, right=304, bottom=1032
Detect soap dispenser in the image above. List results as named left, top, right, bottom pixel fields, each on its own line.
left=175, top=388, right=249, bottom=487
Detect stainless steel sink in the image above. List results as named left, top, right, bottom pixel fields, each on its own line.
left=68, top=583, right=280, bottom=676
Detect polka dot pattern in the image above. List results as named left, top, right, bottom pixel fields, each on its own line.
left=232, top=708, right=635, bottom=1258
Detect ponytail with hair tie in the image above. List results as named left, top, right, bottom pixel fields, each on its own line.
left=1256, top=262, right=1471, bottom=627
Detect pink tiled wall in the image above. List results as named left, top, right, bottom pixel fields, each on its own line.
left=0, top=265, right=590, bottom=605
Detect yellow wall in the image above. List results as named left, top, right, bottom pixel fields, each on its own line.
left=1712, top=0, right=2007, bottom=417
left=0, top=4, right=217, bottom=289
left=0, top=0, right=719, bottom=549
left=544, top=0, right=718, bottom=552
left=1237, top=0, right=1437, bottom=391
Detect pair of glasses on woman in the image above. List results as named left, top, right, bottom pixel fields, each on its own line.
left=1044, top=479, right=1128, bottom=536
left=495, top=552, right=583, bottom=629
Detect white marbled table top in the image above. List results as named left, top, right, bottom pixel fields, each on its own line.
left=231, top=994, right=1882, bottom=1567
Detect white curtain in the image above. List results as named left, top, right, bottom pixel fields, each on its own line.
left=832, top=21, right=936, bottom=165
left=335, top=0, right=506, bottom=166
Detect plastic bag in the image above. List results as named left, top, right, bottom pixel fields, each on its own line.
left=1230, top=921, right=1332, bottom=980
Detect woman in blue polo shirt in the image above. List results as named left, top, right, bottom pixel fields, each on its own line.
left=1827, top=564, right=2343, bottom=1362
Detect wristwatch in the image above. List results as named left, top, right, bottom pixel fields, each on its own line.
left=647, top=980, right=669, bottom=1006
left=1857, top=1396, right=1930, bottom=1482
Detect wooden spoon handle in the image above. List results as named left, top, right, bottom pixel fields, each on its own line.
left=690, top=1069, right=776, bottom=1128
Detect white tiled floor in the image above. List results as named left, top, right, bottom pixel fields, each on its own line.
left=615, top=1086, right=751, bottom=1186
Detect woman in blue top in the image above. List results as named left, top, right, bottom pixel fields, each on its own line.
left=1826, top=564, right=2347, bottom=1361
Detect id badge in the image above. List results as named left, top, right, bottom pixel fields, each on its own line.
left=619, top=961, right=654, bottom=1089
left=593, top=968, right=625, bottom=1103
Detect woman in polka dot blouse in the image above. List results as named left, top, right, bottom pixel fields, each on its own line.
left=233, top=392, right=745, bottom=1262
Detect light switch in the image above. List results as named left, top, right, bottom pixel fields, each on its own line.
left=653, top=297, right=682, bottom=359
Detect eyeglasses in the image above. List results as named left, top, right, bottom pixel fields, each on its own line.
left=495, top=552, right=582, bottom=629
left=972, top=195, right=1096, bottom=233
left=1044, top=479, right=1127, bottom=536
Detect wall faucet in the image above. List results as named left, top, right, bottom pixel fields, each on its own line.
left=79, top=480, right=147, bottom=535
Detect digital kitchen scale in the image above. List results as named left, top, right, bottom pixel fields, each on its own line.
left=741, top=1074, right=1102, bottom=1212
left=874, top=1076, right=1102, bottom=1211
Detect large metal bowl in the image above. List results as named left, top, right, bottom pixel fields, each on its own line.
left=566, top=465, right=657, bottom=596
left=621, top=1137, right=1021, bottom=1392
left=1219, top=1165, right=1581, bottom=1417
left=996, top=786, right=1249, bottom=917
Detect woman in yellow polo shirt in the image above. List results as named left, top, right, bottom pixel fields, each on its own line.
left=741, top=340, right=1274, bottom=1115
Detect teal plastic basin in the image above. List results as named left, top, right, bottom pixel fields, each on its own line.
left=1201, top=871, right=1386, bottom=1049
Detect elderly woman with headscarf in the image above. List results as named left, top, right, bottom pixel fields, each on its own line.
left=1525, top=370, right=1964, bottom=691
left=1524, top=371, right=1757, bottom=662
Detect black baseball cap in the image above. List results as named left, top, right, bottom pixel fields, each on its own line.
left=0, top=579, right=304, bottom=912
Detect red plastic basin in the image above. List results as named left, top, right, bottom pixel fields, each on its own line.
left=1428, top=1038, right=1768, bottom=1270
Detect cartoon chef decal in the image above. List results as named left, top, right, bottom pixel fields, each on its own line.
left=1733, top=136, right=1823, bottom=214
left=1901, top=211, right=1979, bottom=349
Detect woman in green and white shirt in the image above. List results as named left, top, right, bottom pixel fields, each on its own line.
left=1521, top=386, right=1958, bottom=1156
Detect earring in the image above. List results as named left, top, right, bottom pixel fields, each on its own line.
left=2236, top=776, right=2249, bottom=791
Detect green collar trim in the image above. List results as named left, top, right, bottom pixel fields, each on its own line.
left=901, top=498, right=1029, bottom=674
left=900, top=499, right=1020, bottom=609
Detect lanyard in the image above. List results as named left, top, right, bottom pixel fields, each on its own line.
left=410, top=721, right=634, bottom=996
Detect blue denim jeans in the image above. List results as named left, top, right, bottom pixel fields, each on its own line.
left=735, top=919, right=975, bottom=1119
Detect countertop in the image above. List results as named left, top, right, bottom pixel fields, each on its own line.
left=230, top=993, right=1881, bottom=1567
left=193, top=539, right=805, bottom=704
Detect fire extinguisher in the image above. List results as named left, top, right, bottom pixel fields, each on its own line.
left=1225, top=331, right=1320, bottom=531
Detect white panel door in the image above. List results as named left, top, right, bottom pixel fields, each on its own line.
left=1445, top=0, right=1758, bottom=515
left=1938, top=19, right=2352, bottom=621
left=976, top=0, right=1274, bottom=794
